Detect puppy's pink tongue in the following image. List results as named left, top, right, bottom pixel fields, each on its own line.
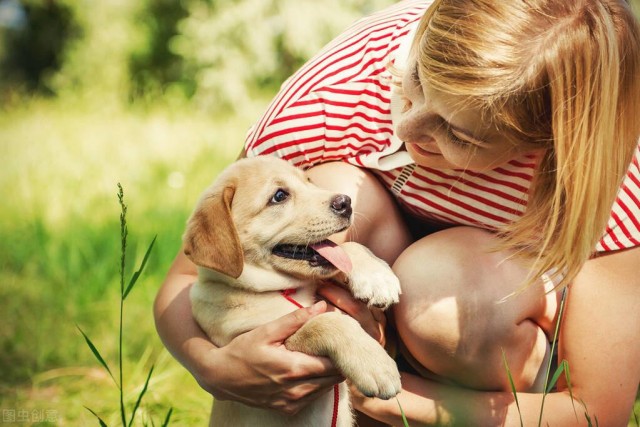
left=311, top=241, right=352, bottom=274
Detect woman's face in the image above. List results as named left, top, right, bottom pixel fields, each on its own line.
left=396, top=58, right=544, bottom=171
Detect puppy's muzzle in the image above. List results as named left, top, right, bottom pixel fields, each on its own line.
left=331, top=194, right=352, bottom=219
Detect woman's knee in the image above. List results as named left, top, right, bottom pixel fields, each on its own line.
left=392, top=228, right=493, bottom=371
left=306, top=162, right=411, bottom=264
left=392, top=227, right=552, bottom=390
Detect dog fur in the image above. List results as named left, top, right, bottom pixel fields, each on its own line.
left=184, top=156, right=402, bottom=427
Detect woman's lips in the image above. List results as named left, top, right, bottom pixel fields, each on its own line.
left=407, top=142, right=442, bottom=157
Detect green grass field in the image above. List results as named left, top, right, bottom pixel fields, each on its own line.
left=0, top=97, right=252, bottom=425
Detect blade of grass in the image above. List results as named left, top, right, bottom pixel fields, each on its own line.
left=77, top=325, right=118, bottom=387
left=501, top=348, right=524, bottom=427
left=78, top=183, right=166, bottom=426
left=161, top=408, right=173, bottom=427
left=580, top=398, right=600, bottom=427
left=128, top=365, right=155, bottom=427
left=117, top=183, right=128, bottom=297
left=123, top=235, right=157, bottom=300
left=85, top=406, right=109, bottom=427
left=396, top=397, right=410, bottom=427
left=544, top=359, right=579, bottom=420
left=538, top=287, right=568, bottom=427
left=584, top=410, right=599, bottom=427
left=562, top=360, right=578, bottom=420
left=118, top=183, right=128, bottom=427
left=544, top=360, right=566, bottom=394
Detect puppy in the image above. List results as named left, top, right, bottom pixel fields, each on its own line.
left=184, top=156, right=402, bottom=427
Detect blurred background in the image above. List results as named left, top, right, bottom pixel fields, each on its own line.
left=0, top=0, right=393, bottom=424
left=1, top=0, right=639, bottom=425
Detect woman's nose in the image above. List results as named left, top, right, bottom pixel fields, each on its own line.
left=398, top=108, right=438, bottom=142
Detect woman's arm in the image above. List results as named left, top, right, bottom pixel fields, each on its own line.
left=153, top=249, right=343, bottom=413
left=349, top=245, right=640, bottom=426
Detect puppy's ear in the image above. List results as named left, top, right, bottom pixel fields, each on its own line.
left=183, top=185, right=243, bottom=278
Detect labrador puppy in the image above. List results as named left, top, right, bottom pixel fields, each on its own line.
left=184, top=156, right=402, bottom=427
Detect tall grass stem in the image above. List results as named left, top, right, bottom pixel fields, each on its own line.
left=537, top=287, right=568, bottom=427
left=118, top=183, right=128, bottom=426
left=81, top=183, right=163, bottom=426
left=502, top=349, right=524, bottom=427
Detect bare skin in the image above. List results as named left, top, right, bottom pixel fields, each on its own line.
left=350, top=241, right=640, bottom=426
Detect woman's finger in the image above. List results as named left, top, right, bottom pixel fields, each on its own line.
left=282, top=348, right=342, bottom=379
left=259, top=300, right=328, bottom=344
left=317, top=283, right=386, bottom=344
left=317, top=283, right=368, bottom=317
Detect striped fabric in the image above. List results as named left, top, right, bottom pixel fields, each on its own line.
left=245, top=0, right=640, bottom=253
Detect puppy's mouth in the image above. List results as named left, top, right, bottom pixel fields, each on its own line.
left=272, top=240, right=352, bottom=273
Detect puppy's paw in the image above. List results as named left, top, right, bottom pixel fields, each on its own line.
left=338, top=340, right=401, bottom=400
left=340, top=242, right=401, bottom=310
left=293, top=312, right=401, bottom=400
left=348, top=263, right=401, bottom=310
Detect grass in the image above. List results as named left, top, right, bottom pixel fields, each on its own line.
left=77, top=183, right=162, bottom=426
left=0, top=96, right=250, bottom=425
left=503, top=285, right=640, bottom=426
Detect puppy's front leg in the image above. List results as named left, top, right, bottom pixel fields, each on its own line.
left=285, top=312, right=401, bottom=399
left=338, top=242, right=401, bottom=309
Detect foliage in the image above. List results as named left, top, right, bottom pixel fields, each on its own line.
left=174, top=0, right=394, bottom=112
left=0, top=99, right=239, bottom=424
left=46, top=0, right=145, bottom=107
left=0, top=0, right=395, bottom=110
left=0, top=0, right=80, bottom=95
left=632, top=0, right=640, bottom=17
left=128, top=0, right=194, bottom=103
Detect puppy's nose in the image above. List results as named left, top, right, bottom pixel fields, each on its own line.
left=330, top=194, right=352, bottom=218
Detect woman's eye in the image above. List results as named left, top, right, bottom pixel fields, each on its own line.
left=446, top=126, right=478, bottom=149
left=447, top=127, right=470, bottom=146
left=411, top=65, right=421, bottom=85
left=270, top=189, right=289, bottom=204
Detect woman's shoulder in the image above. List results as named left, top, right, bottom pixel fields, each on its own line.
left=246, top=1, right=432, bottom=159
left=597, top=141, right=640, bottom=252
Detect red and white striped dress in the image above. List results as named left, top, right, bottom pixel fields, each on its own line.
left=245, top=0, right=640, bottom=253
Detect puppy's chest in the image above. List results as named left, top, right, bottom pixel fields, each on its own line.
left=191, top=281, right=317, bottom=346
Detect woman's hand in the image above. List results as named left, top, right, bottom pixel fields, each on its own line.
left=155, top=251, right=343, bottom=415
left=192, top=301, right=344, bottom=415
left=316, top=282, right=388, bottom=346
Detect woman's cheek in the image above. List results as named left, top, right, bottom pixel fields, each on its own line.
left=439, top=145, right=470, bottom=168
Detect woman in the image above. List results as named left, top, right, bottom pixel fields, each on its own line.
left=155, top=0, right=640, bottom=425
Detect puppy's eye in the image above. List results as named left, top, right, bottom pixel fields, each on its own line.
left=270, top=189, right=289, bottom=204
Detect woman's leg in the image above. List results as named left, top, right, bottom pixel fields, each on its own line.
left=393, top=226, right=560, bottom=391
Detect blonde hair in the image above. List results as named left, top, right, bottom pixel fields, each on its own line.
left=413, top=0, right=640, bottom=288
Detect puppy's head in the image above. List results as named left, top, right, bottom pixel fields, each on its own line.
left=183, top=156, right=352, bottom=279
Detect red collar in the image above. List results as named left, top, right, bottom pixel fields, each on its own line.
left=280, top=288, right=339, bottom=427
left=280, top=288, right=303, bottom=308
